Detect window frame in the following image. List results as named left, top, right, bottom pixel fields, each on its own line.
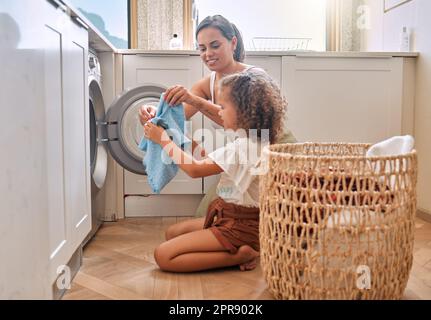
left=129, top=0, right=138, bottom=49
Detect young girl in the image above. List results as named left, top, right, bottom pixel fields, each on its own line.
left=142, top=71, right=286, bottom=272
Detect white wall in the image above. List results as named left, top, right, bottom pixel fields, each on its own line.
left=362, top=0, right=431, bottom=216
left=413, top=0, right=431, bottom=216
left=195, top=0, right=327, bottom=51
left=362, top=0, right=417, bottom=51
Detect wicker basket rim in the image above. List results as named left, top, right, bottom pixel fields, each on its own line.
left=264, top=143, right=417, bottom=161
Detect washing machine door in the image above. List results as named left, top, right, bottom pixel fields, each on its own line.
left=105, top=85, right=166, bottom=175
left=89, top=77, right=108, bottom=189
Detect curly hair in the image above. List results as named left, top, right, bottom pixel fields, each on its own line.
left=219, top=70, right=286, bottom=144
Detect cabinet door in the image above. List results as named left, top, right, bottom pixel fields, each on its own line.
left=43, top=2, right=70, bottom=284
left=244, top=56, right=282, bottom=86
left=123, top=55, right=203, bottom=195
left=63, top=19, right=91, bottom=252
left=282, top=56, right=404, bottom=143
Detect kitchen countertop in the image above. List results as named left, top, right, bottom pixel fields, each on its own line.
left=62, top=0, right=419, bottom=58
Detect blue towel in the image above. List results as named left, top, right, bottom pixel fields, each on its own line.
left=138, top=94, right=191, bottom=194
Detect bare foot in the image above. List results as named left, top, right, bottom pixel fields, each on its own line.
left=237, top=245, right=260, bottom=271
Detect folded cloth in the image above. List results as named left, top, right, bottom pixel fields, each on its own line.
left=366, top=135, right=415, bottom=158
left=138, top=93, right=191, bottom=194
left=366, top=135, right=415, bottom=188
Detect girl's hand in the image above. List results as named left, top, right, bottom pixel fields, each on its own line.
left=139, top=105, right=157, bottom=125
left=143, top=122, right=167, bottom=145
left=164, top=85, right=196, bottom=106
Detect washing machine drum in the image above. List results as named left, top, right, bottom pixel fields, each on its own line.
left=106, top=85, right=166, bottom=175
left=89, top=78, right=108, bottom=189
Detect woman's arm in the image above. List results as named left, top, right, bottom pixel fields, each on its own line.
left=185, top=94, right=223, bottom=125
left=140, top=77, right=224, bottom=126
left=166, top=77, right=224, bottom=126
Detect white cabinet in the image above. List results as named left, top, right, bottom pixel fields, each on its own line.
left=43, top=2, right=70, bottom=285
left=244, top=55, right=282, bottom=86
left=62, top=7, right=91, bottom=257
left=282, top=55, right=415, bottom=143
left=1, top=0, right=52, bottom=299
left=0, top=0, right=91, bottom=298
left=44, top=0, right=91, bottom=286
left=123, top=55, right=203, bottom=195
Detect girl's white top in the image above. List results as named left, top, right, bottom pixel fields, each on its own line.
left=208, top=136, right=264, bottom=208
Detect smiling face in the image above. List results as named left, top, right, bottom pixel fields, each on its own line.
left=217, top=86, right=238, bottom=130
left=197, top=27, right=237, bottom=71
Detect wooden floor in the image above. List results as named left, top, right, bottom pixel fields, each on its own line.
left=63, top=216, right=431, bottom=300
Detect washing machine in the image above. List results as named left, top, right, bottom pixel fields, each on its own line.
left=83, top=50, right=167, bottom=245
left=83, top=50, right=108, bottom=246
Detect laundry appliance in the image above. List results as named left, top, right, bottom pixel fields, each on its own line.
left=84, top=52, right=205, bottom=244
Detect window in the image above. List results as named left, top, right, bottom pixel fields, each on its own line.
left=69, top=0, right=129, bottom=49
left=194, top=0, right=327, bottom=51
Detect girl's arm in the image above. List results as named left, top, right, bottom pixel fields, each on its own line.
left=160, top=139, right=222, bottom=178
left=191, top=138, right=207, bottom=159
left=144, top=122, right=222, bottom=179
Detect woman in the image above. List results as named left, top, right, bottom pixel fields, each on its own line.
left=139, top=14, right=253, bottom=127
left=139, top=15, right=296, bottom=217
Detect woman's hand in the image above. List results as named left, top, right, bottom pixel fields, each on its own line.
left=164, top=85, right=196, bottom=107
left=139, top=105, right=157, bottom=125
left=143, top=122, right=168, bottom=145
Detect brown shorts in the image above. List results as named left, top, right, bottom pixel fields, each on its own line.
left=204, top=197, right=260, bottom=254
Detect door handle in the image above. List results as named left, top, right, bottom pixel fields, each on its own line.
left=97, top=138, right=118, bottom=142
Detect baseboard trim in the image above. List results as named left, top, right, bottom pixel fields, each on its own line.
left=124, top=194, right=204, bottom=218
left=417, top=209, right=431, bottom=224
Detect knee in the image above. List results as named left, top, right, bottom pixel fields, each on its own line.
left=154, top=244, right=172, bottom=271
left=165, top=224, right=178, bottom=241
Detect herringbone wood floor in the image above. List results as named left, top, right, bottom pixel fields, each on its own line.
left=63, top=216, right=431, bottom=300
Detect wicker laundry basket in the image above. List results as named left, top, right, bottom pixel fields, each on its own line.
left=259, top=143, right=417, bottom=300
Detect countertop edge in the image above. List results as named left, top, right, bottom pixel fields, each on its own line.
left=117, top=49, right=419, bottom=58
